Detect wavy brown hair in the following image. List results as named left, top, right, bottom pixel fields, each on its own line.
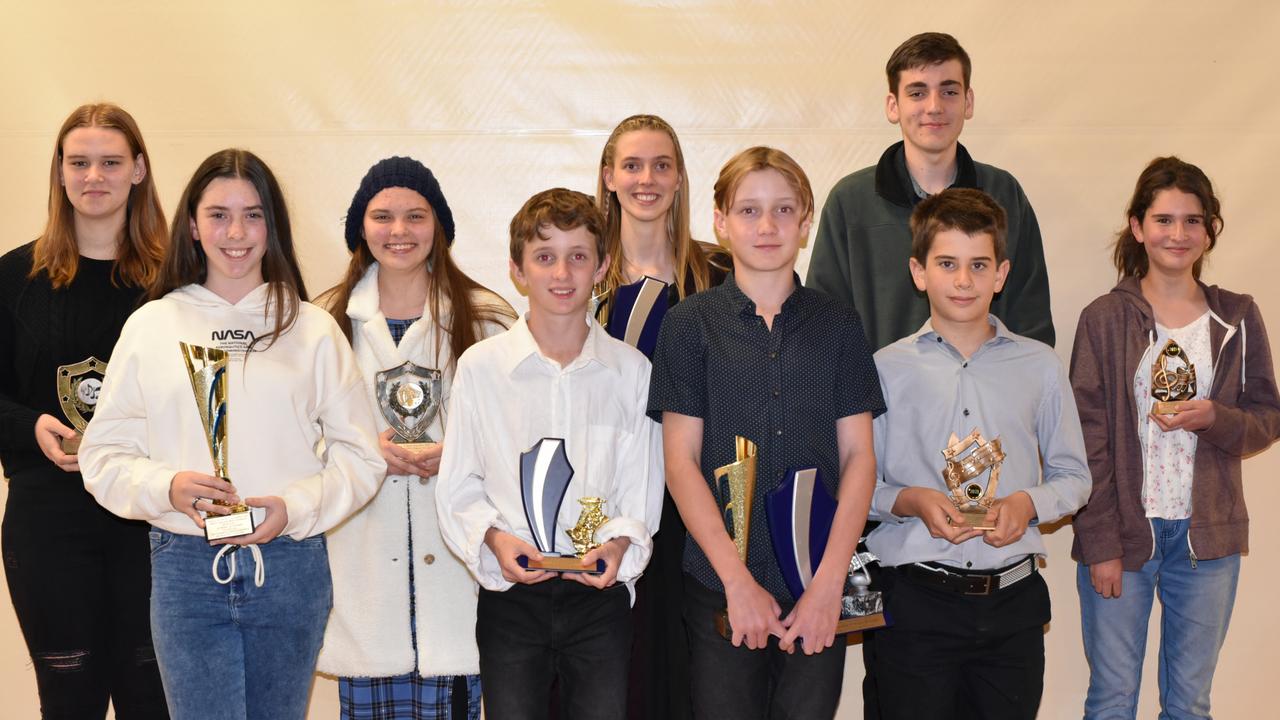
left=150, top=149, right=307, bottom=352
left=595, top=115, right=713, bottom=302
left=323, top=213, right=515, bottom=373
left=31, top=103, right=167, bottom=289
left=1113, top=156, right=1223, bottom=280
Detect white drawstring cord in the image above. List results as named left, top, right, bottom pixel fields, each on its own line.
left=212, top=544, right=266, bottom=587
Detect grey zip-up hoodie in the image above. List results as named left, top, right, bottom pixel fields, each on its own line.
left=1069, top=277, right=1280, bottom=569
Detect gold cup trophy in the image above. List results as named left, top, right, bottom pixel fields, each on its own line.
left=941, top=428, right=1006, bottom=532
left=1152, top=339, right=1197, bottom=415
left=179, top=342, right=255, bottom=541
left=55, top=356, right=107, bottom=454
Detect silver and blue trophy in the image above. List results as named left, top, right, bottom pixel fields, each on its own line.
left=516, top=438, right=606, bottom=574
left=765, top=467, right=887, bottom=634
left=604, top=275, right=670, bottom=358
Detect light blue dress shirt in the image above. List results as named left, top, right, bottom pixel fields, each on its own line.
left=868, top=316, right=1090, bottom=570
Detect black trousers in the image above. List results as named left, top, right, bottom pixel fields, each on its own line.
left=683, top=574, right=847, bottom=720
left=871, top=564, right=1050, bottom=720
left=477, top=579, right=632, bottom=720
left=2, top=472, right=167, bottom=719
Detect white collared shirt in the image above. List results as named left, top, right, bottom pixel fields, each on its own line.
left=435, top=314, right=663, bottom=595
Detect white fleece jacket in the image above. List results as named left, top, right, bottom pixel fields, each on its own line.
left=80, top=283, right=386, bottom=540
left=318, top=264, right=509, bottom=679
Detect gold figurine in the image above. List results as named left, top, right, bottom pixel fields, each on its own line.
left=941, top=428, right=1005, bottom=531
left=567, top=497, right=609, bottom=556
left=713, top=436, right=758, bottom=562
left=1152, top=339, right=1197, bottom=415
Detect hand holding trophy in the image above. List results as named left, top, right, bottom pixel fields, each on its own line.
left=515, top=438, right=606, bottom=574
left=179, top=342, right=255, bottom=541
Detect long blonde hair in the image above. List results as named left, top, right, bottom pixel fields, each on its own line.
left=31, top=103, right=167, bottom=289
left=595, top=114, right=712, bottom=301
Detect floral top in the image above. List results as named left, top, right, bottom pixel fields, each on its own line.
left=1133, top=312, right=1215, bottom=519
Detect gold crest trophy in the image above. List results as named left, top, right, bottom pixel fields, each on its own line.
left=55, top=356, right=107, bottom=454
left=180, top=342, right=255, bottom=541
left=375, top=362, right=443, bottom=452
left=941, top=428, right=1006, bottom=531
left=1152, top=339, right=1196, bottom=415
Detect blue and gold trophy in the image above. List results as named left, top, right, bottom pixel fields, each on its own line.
left=180, top=342, right=255, bottom=541
left=602, top=275, right=670, bottom=358
left=515, top=438, right=606, bottom=574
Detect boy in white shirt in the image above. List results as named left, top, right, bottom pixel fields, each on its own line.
left=435, top=188, right=663, bottom=719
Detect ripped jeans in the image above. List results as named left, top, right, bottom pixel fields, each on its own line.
left=2, top=474, right=168, bottom=719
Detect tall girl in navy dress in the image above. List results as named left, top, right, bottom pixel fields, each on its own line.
left=0, top=102, right=169, bottom=719
left=593, top=114, right=729, bottom=720
left=80, top=149, right=386, bottom=720
left=1070, top=157, right=1280, bottom=719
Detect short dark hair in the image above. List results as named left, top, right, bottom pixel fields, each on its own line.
left=509, top=188, right=606, bottom=266
left=910, top=188, right=1007, bottom=264
left=1113, top=157, right=1223, bottom=280
left=886, top=32, right=972, bottom=95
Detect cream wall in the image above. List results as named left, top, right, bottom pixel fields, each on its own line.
left=1, top=1, right=1277, bottom=717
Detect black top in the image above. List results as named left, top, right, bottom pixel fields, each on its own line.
left=646, top=272, right=886, bottom=602
left=0, top=242, right=144, bottom=480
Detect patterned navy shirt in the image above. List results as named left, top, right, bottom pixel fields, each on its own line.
left=647, top=272, right=885, bottom=603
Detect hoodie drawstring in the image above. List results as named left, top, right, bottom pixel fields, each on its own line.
left=212, top=544, right=265, bottom=588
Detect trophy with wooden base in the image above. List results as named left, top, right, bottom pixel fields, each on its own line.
left=1152, top=339, right=1197, bottom=415
left=941, top=428, right=1006, bottom=531
left=56, top=356, right=106, bottom=454
left=765, top=467, right=887, bottom=635
left=515, top=438, right=606, bottom=574
left=180, top=342, right=255, bottom=541
left=376, top=362, right=443, bottom=451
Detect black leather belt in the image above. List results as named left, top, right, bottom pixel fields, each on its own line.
left=903, top=556, right=1037, bottom=596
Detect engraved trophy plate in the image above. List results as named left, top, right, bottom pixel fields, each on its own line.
left=712, top=436, right=758, bottom=638
left=1152, top=339, right=1196, bottom=415
left=375, top=362, right=443, bottom=452
left=179, top=342, right=255, bottom=541
left=604, top=275, right=670, bottom=358
left=941, top=428, right=1005, bottom=532
left=515, top=438, right=605, bottom=574
left=56, top=356, right=106, bottom=454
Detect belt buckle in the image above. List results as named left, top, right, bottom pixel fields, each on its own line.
left=964, top=574, right=993, bottom=595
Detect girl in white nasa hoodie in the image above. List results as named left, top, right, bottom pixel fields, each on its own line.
left=80, top=149, right=386, bottom=720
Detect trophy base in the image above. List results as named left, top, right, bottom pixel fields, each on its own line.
left=1152, top=400, right=1183, bottom=416
left=60, top=434, right=82, bottom=455
left=950, top=507, right=996, bottom=532
left=204, top=509, right=257, bottom=541
left=517, top=554, right=605, bottom=574
left=395, top=440, right=434, bottom=452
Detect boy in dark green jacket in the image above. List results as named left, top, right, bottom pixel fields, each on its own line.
left=806, top=32, right=1054, bottom=351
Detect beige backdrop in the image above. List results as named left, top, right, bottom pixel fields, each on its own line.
left=2, top=1, right=1277, bottom=717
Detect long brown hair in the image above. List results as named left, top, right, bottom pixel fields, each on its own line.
left=595, top=114, right=712, bottom=301
left=150, top=149, right=307, bottom=352
left=1113, top=156, right=1223, bottom=280
left=31, top=103, right=167, bottom=288
left=324, top=207, right=515, bottom=373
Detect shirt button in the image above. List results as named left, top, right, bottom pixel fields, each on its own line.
left=772, top=389, right=780, bottom=397
left=769, top=352, right=778, bottom=359
left=963, top=408, right=970, bottom=417
left=423, top=554, right=436, bottom=565
left=962, top=362, right=968, bottom=368
left=966, top=561, right=973, bottom=568
left=418, top=477, right=429, bottom=485
left=775, top=429, right=783, bottom=436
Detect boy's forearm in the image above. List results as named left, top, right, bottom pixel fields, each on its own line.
left=667, top=458, right=750, bottom=588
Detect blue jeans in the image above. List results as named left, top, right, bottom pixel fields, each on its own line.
left=1077, top=518, right=1239, bottom=720
left=148, top=529, right=332, bottom=720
